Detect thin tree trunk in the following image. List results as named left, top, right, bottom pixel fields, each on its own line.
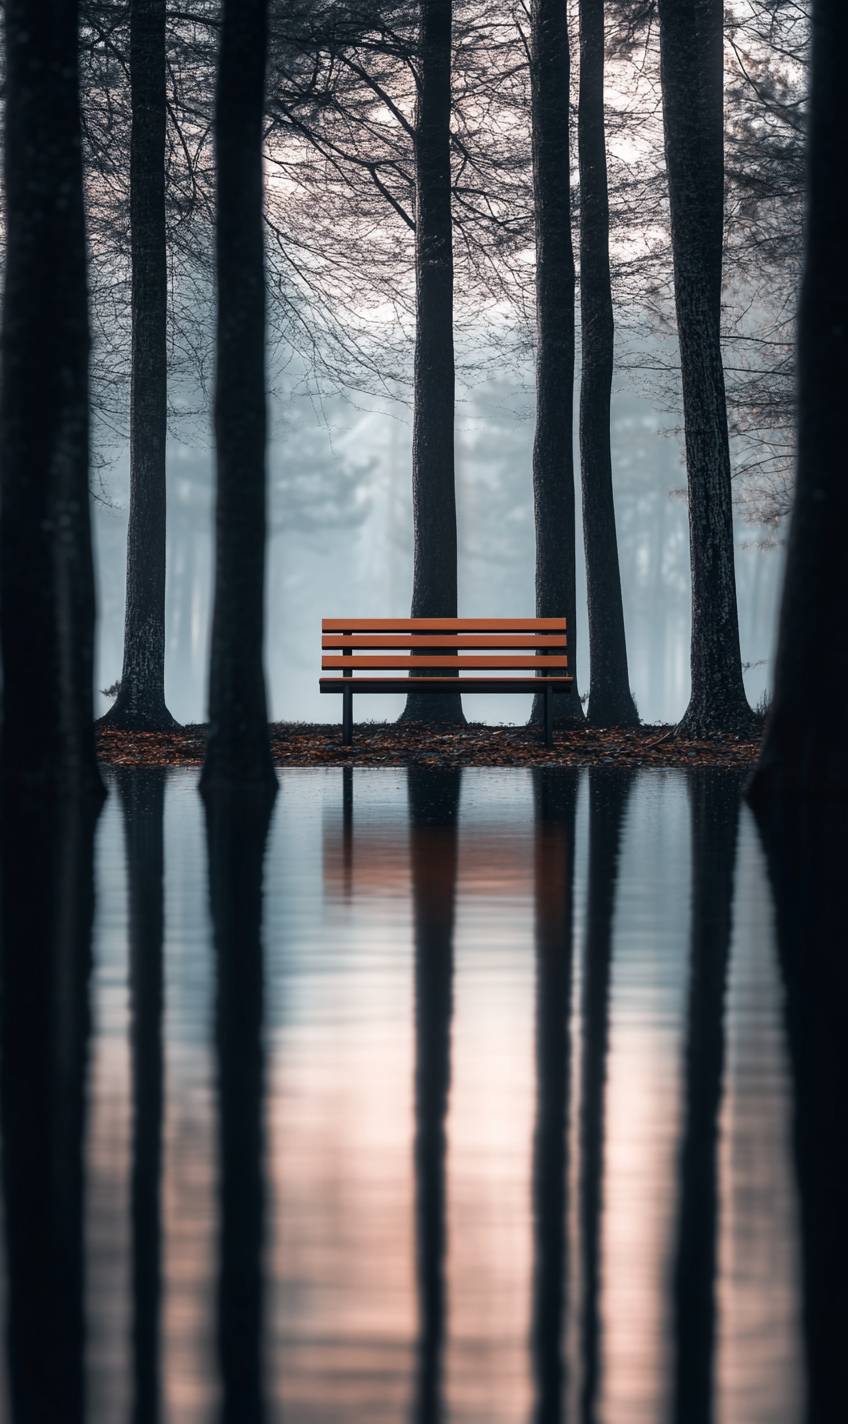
left=529, top=0, right=584, bottom=728
left=0, top=0, right=103, bottom=794
left=102, top=0, right=176, bottom=730
left=578, top=0, right=638, bottom=727
left=401, top=0, right=465, bottom=726
left=201, top=0, right=276, bottom=790
left=747, top=0, right=848, bottom=798
left=657, top=0, right=754, bottom=736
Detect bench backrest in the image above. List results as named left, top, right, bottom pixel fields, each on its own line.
left=322, top=617, right=568, bottom=676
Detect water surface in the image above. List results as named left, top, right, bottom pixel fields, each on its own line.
left=0, top=766, right=843, bottom=1422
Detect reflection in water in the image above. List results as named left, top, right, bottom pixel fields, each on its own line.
left=531, top=769, right=577, bottom=1424
left=0, top=768, right=838, bottom=1422
left=408, top=767, right=461, bottom=1424
left=117, top=769, right=167, bottom=1424
left=580, top=770, right=632, bottom=1424
left=755, top=802, right=848, bottom=1423
left=203, top=784, right=276, bottom=1424
left=0, top=792, right=99, bottom=1424
left=672, top=772, right=742, bottom=1424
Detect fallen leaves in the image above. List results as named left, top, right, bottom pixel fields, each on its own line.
left=95, top=721, right=762, bottom=770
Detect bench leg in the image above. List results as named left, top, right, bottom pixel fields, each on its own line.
left=544, top=684, right=553, bottom=747
left=343, top=687, right=353, bottom=746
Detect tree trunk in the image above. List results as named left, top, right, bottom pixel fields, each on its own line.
left=116, top=769, right=166, bottom=1422
left=401, top=0, right=465, bottom=726
left=204, top=783, right=273, bottom=1422
left=747, top=0, right=848, bottom=799
left=408, top=766, right=460, bottom=1422
left=529, top=0, right=584, bottom=728
left=0, top=0, right=103, bottom=795
left=657, top=0, right=754, bottom=736
left=201, top=0, right=276, bottom=790
left=102, top=0, right=176, bottom=731
left=531, top=768, right=577, bottom=1418
left=578, top=0, right=638, bottom=727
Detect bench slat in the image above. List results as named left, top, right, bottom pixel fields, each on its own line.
left=323, top=634, right=567, bottom=649
left=320, top=676, right=573, bottom=692
left=322, top=655, right=568, bottom=670
left=322, top=617, right=566, bottom=632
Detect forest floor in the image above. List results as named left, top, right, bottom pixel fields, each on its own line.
left=96, top=722, right=762, bottom=770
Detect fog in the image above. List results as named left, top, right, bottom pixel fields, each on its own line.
left=93, top=359, right=781, bottom=728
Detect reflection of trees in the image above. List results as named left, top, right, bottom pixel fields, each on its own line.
left=755, top=803, right=848, bottom=1422
left=204, top=784, right=276, bottom=1424
left=531, top=769, right=578, bottom=1424
left=580, top=769, right=633, bottom=1424
left=407, top=766, right=462, bottom=1424
left=0, top=793, right=99, bottom=1424
left=672, top=770, right=742, bottom=1424
left=116, top=769, right=167, bottom=1424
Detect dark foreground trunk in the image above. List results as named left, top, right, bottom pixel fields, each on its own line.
left=672, top=771, right=741, bottom=1424
left=204, top=783, right=275, bottom=1422
left=102, top=0, right=176, bottom=731
left=201, top=0, right=276, bottom=789
left=578, top=0, right=638, bottom=728
left=1, top=791, right=99, bottom=1424
left=747, top=1, right=848, bottom=798
left=531, top=769, right=578, bottom=1420
left=408, top=766, right=461, bottom=1422
left=401, top=0, right=465, bottom=727
left=580, top=769, right=632, bottom=1422
left=656, top=0, right=754, bottom=737
left=754, top=799, right=848, bottom=1418
left=117, top=770, right=166, bottom=1422
left=0, top=0, right=103, bottom=794
left=529, top=0, right=584, bottom=729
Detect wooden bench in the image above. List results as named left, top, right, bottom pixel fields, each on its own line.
left=319, top=617, right=573, bottom=747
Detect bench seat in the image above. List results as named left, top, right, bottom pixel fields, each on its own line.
left=320, top=617, right=573, bottom=746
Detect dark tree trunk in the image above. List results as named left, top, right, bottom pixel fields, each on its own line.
left=529, top=0, right=584, bottom=728
left=116, top=769, right=166, bottom=1424
left=747, top=1, right=848, bottom=799
left=753, top=800, right=848, bottom=1420
left=656, top=0, right=754, bottom=736
left=408, top=766, right=461, bottom=1423
left=1, top=791, right=98, bottom=1424
left=580, top=769, right=631, bottom=1423
left=578, top=0, right=638, bottom=728
left=401, top=0, right=465, bottom=726
left=102, top=0, right=176, bottom=731
left=201, top=0, right=276, bottom=790
left=204, top=784, right=274, bottom=1423
left=672, top=771, right=741, bottom=1424
left=531, top=769, right=578, bottom=1421
left=0, top=0, right=103, bottom=794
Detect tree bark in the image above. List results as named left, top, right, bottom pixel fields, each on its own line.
left=657, top=0, right=754, bottom=736
left=102, top=0, right=176, bottom=731
left=578, top=0, right=638, bottom=727
left=201, top=0, right=277, bottom=790
left=747, top=0, right=848, bottom=799
left=401, top=0, right=465, bottom=726
left=0, top=0, right=103, bottom=794
left=529, top=0, right=584, bottom=728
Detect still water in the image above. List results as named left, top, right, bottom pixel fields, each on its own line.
left=0, top=766, right=844, bottom=1423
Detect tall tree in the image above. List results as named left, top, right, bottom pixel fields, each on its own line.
left=101, top=0, right=176, bottom=731
left=656, top=0, right=754, bottom=736
left=401, top=0, right=465, bottom=726
left=747, top=0, right=848, bottom=799
left=530, top=0, right=584, bottom=727
left=578, top=0, right=638, bottom=727
left=201, top=0, right=277, bottom=790
left=0, top=0, right=103, bottom=794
